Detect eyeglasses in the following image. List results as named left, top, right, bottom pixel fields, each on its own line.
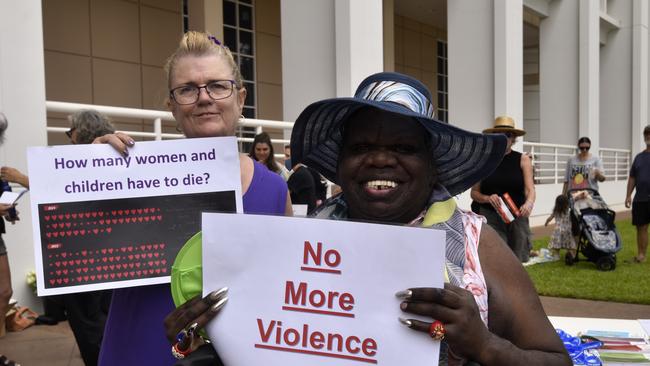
left=578, top=145, right=590, bottom=151
left=65, top=128, right=75, bottom=139
left=170, top=80, right=236, bottom=105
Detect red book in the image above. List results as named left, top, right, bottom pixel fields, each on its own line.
left=502, top=193, right=521, bottom=217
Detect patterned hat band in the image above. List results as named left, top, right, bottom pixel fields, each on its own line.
left=357, top=80, right=435, bottom=119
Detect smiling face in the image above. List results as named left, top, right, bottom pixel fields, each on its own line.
left=337, top=108, right=436, bottom=224
left=254, top=142, right=271, bottom=163
left=169, top=54, right=246, bottom=138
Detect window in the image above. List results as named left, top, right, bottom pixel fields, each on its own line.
left=182, top=0, right=189, bottom=33
left=436, top=40, right=448, bottom=122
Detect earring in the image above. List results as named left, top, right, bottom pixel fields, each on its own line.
left=239, top=114, right=245, bottom=123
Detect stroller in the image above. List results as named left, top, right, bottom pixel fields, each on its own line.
left=567, top=189, right=622, bottom=271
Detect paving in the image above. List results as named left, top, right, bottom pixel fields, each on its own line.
left=1, top=214, right=648, bottom=364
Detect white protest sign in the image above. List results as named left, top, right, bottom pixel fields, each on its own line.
left=27, top=137, right=242, bottom=296
left=202, top=213, right=445, bottom=366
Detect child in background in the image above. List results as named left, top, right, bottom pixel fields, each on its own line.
left=545, top=194, right=576, bottom=261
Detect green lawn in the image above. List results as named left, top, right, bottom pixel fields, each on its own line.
left=525, top=219, right=650, bottom=305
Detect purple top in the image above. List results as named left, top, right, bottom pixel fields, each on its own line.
left=98, top=161, right=287, bottom=365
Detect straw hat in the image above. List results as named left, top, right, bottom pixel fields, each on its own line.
left=290, top=72, right=507, bottom=197
left=483, top=116, right=526, bottom=136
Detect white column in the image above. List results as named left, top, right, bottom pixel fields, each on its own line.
left=632, top=0, right=648, bottom=155
left=334, top=0, right=384, bottom=97
left=579, top=0, right=600, bottom=152
left=494, top=0, right=523, bottom=148
left=447, top=0, right=494, bottom=133
left=281, top=0, right=337, bottom=125
left=0, top=1, right=48, bottom=311
left=539, top=0, right=580, bottom=145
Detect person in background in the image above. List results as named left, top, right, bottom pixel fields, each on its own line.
left=286, top=163, right=317, bottom=213
left=1, top=109, right=115, bottom=366
left=95, top=31, right=291, bottom=365
left=0, top=112, right=21, bottom=366
left=625, top=125, right=650, bottom=263
left=563, top=136, right=606, bottom=194
left=283, top=144, right=291, bottom=170
left=471, top=116, right=536, bottom=262
left=545, top=194, right=576, bottom=261
left=248, top=132, right=290, bottom=180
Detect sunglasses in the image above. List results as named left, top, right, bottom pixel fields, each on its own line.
left=578, top=145, right=590, bottom=151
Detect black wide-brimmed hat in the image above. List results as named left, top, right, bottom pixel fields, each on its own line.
left=290, top=72, right=507, bottom=196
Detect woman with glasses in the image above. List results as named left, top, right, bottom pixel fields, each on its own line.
left=94, top=31, right=291, bottom=365
left=470, top=116, right=536, bottom=263
left=563, top=136, right=606, bottom=194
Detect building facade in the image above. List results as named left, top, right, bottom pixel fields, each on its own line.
left=0, top=0, right=648, bottom=310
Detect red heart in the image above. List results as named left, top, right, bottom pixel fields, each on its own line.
left=110, top=273, right=115, bottom=279
left=153, top=253, right=159, bottom=258
left=116, top=264, right=122, bottom=269
left=65, top=222, right=71, bottom=228
left=93, top=229, right=99, bottom=234
left=99, top=219, right=105, bottom=225
left=102, top=257, right=108, bottom=263
left=62, top=261, right=67, bottom=267
left=153, top=244, right=159, bottom=250
left=103, top=274, right=109, bottom=280
left=124, top=272, right=130, bottom=278
left=160, top=244, right=165, bottom=249
left=59, top=231, right=65, bottom=237
left=118, top=210, right=123, bottom=215
left=77, top=276, right=82, bottom=282
left=66, top=231, right=72, bottom=236
left=137, top=209, right=143, bottom=214
left=65, top=214, right=70, bottom=219
left=146, top=245, right=152, bottom=250
left=161, top=259, right=167, bottom=266
left=49, top=279, right=55, bottom=285
left=73, top=230, right=79, bottom=236
left=52, top=232, right=58, bottom=238
left=162, top=268, right=167, bottom=273
left=88, top=258, right=94, bottom=264
left=75, top=268, right=82, bottom=274
left=136, top=270, right=142, bottom=276
left=82, top=259, right=88, bottom=265
left=144, top=208, right=150, bottom=213
left=125, top=218, right=131, bottom=223
left=81, top=250, right=87, bottom=256
left=54, top=261, right=61, bottom=267
left=103, top=265, right=108, bottom=271
left=118, top=218, right=124, bottom=224
left=58, top=214, right=64, bottom=220
left=117, top=273, right=122, bottom=278
left=46, top=233, right=51, bottom=238
left=140, top=245, right=146, bottom=251
left=61, top=252, right=67, bottom=258
left=63, top=278, right=69, bottom=284
left=147, top=253, right=153, bottom=258
left=129, top=209, right=135, bottom=215
left=112, top=219, right=118, bottom=224
left=155, top=269, right=161, bottom=274
left=154, top=260, right=160, bottom=266
left=137, top=217, right=143, bottom=222
left=128, top=246, right=133, bottom=252
left=128, top=255, right=134, bottom=260
left=55, top=270, right=61, bottom=276
left=72, top=213, right=78, bottom=219
left=101, top=249, right=107, bottom=254
left=111, top=211, right=117, bottom=216
left=148, top=269, right=154, bottom=275
left=44, top=215, right=51, bottom=221
left=63, top=269, right=68, bottom=275
left=120, top=247, right=126, bottom=253
left=115, top=256, right=121, bottom=261
left=52, top=223, right=58, bottom=229
left=135, top=254, right=140, bottom=260
left=75, top=259, right=80, bottom=265
left=148, top=261, right=153, bottom=267
left=128, top=263, right=134, bottom=269
left=92, top=212, right=97, bottom=217
left=82, top=267, right=88, bottom=273
left=96, top=266, right=102, bottom=272
left=56, top=279, right=62, bottom=285
left=144, top=216, right=150, bottom=222
left=108, top=248, right=113, bottom=254
left=80, top=229, right=86, bottom=235
left=135, top=262, right=141, bottom=268
left=109, top=257, right=114, bottom=262
left=68, top=260, right=74, bottom=266
left=98, top=212, right=104, bottom=217
left=85, top=275, right=91, bottom=281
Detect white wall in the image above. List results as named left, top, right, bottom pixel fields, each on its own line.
left=0, top=1, right=48, bottom=311
left=600, top=2, right=632, bottom=150
left=447, top=0, right=494, bottom=132
left=281, top=0, right=337, bottom=125
left=539, top=0, right=580, bottom=145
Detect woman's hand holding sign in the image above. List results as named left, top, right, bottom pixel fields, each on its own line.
left=164, top=287, right=228, bottom=355
left=396, top=284, right=491, bottom=362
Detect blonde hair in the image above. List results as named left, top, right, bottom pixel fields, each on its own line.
left=164, top=31, right=243, bottom=89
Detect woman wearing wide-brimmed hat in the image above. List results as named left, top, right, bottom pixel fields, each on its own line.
left=471, top=116, right=536, bottom=263
left=166, top=72, right=570, bottom=366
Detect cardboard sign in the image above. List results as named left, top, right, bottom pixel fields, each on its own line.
left=27, top=137, right=242, bottom=296
left=202, top=213, right=446, bottom=366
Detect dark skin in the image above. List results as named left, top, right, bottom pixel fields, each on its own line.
left=164, top=108, right=570, bottom=365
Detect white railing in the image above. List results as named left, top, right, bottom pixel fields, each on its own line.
left=523, top=141, right=630, bottom=184
left=599, top=147, right=630, bottom=181
left=46, top=101, right=293, bottom=158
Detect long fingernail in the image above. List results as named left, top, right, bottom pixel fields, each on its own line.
left=395, top=289, right=412, bottom=299
left=128, top=139, right=135, bottom=146
left=123, top=148, right=129, bottom=156
left=210, top=296, right=228, bottom=312
left=209, top=287, right=228, bottom=301
left=398, top=317, right=413, bottom=327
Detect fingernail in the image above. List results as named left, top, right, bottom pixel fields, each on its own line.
left=123, top=149, right=129, bottom=156
left=400, top=302, right=408, bottom=310
left=209, top=287, right=228, bottom=301
left=210, top=296, right=228, bottom=312
left=128, top=139, right=135, bottom=146
left=398, top=317, right=413, bottom=327
left=395, top=289, right=412, bottom=299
